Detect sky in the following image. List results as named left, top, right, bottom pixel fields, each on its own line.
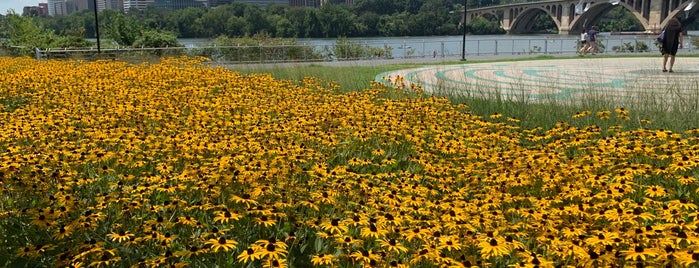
left=0, top=0, right=39, bottom=15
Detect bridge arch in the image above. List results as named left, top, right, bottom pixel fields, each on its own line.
left=569, top=2, right=650, bottom=33
left=663, top=1, right=699, bottom=26
left=509, top=5, right=564, bottom=34
left=466, top=0, right=698, bottom=34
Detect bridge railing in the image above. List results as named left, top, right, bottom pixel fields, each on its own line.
left=30, top=35, right=691, bottom=63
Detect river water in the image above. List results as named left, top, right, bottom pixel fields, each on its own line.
left=180, top=31, right=698, bottom=58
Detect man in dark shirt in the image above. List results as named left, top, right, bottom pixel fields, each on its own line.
left=587, top=26, right=599, bottom=55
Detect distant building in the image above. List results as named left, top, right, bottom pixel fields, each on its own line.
left=43, top=0, right=115, bottom=15
left=75, top=0, right=97, bottom=11
left=207, top=0, right=234, bottom=7
left=39, top=3, right=49, bottom=15
left=38, top=0, right=293, bottom=16
left=48, top=0, right=67, bottom=16
left=152, top=0, right=207, bottom=9
left=236, top=0, right=287, bottom=6
left=22, top=6, right=44, bottom=16
left=65, top=0, right=78, bottom=13
left=124, top=0, right=154, bottom=12
left=324, top=0, right=352, bottom=4
left=289, top=0, right=319, bottom=7
left=96, top=0, right=124, bottom=12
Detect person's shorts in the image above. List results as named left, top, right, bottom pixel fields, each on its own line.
left=581, top=40, right=587, bottom=44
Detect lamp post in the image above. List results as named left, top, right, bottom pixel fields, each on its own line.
left=93, top=0, right=101, bottom=54
left=461, top=0, right=467, bottom=61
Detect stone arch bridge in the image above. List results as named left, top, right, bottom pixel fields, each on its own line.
left=466, top=0, right=697, bottom=34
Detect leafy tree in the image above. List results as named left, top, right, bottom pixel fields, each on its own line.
left=171, top=7, right=206, bottom=38
left=266, top=4, right=288, bottom=16
left=132, top=30, right=181, bottom=48
left=225, top=16, right=246, bottom=37
left=243, top=5, right=270, bottom=35
left=317, top=4, right=359, bottom=37
left=302, top=10, right=323, bottom=37
left=597, top=6, right=643, bottom=32
left=377, top=12, right=411, bottom=36
left=357, top=12, right=381, bottom=36
left=531, top=13, right=557, bottom=33
left=403, top=0, right=423, bottom=14
left=414, top=0, right=458, bottom=35
left=285, top=7, right=310, bottom=37
left=199, top=5, right=233, bottom=37
left=352, top=0, right=399, bottom=15
left=466, top=16, right=505, bottom=34
left=268, top=14, right=296, bottom=37
left=0, top=12, right=92, bottom=55
left=101, top=10, right=142, bottom=46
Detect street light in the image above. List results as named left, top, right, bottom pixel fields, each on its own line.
left=93, top=0, right=101, bottom=54
left=461, top=0, right=467, bottom=61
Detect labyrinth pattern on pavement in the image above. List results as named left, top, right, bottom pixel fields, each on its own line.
left=376, top=58, right=699, bottom=105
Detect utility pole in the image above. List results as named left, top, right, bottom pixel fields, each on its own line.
left=93, top=0, right=101, bottom=54
left=461, top=0, right=467, bottom=61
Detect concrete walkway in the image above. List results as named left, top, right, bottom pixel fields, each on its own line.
left=376, top=56, right=699, bottom=106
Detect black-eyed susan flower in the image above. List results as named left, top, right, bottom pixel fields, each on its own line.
left=622, top=244, right=659, bottom=262
left=213, top=210, right=240, bottom=224
left=254, top=215, right=278, bottom=227
left=231, top=192, right=260, bottom=208
left=88, top=252, right=122, bottom=267
left=237, top=247, right=262, bottom=263
left=30, top=210, right=55, bottom=228
left=53, top=224, right=73, bottom=240
left=320, top=218, right=348, bottom=235
left=177, top=216, right=199, bottom=227
left=205, top=237, right=237, bottom=253
left=311, top=253, right=336, bottom=266
left=255, top=238, right=288, bottom=260
left=334, top=235, right=361, bottom=247
left=175, top=245, right=205, bottom=258
left=107, top=231, right=134, bottom=243
left=16, top=245, right=39, bottom=258
left=349, top=249, right=379, bottom=264
left=360, top=223, right=388, bottom=239
left=478, top=237, right=510, bottom=259
left=263, top=258, right=287, bottom=268
left=644, top=185, right=667, bottom=198
left=379, top=238, right=408, bottom=254
left=437, top=235, right=462, bottom=251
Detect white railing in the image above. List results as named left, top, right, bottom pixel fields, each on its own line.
left=27, top=36, right=690, bottom=63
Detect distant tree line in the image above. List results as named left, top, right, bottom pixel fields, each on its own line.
left=3, top=0, right=694, bottom=51
left=26, top=0, right=508, bottom=40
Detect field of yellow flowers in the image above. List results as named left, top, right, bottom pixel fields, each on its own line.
left=1, top=56, right=699, bottom=268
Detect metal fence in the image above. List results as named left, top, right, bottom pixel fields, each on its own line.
left=18, top=35, right=689, bottom=63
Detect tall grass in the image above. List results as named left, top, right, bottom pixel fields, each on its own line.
left=433, top=72, right=699, bottom=133
left=237, top=57, right=699, bottom=133
left=234, top=62, right=435, bottom=93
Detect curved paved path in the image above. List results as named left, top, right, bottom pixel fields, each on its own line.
left=376, top=57, right=699, bottom=105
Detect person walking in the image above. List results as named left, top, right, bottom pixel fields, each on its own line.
left=578, top=29, right=589, bottom=55
left=661, top=18, right=683, bottom=73
left=587, top=26, right=599, bottom=55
